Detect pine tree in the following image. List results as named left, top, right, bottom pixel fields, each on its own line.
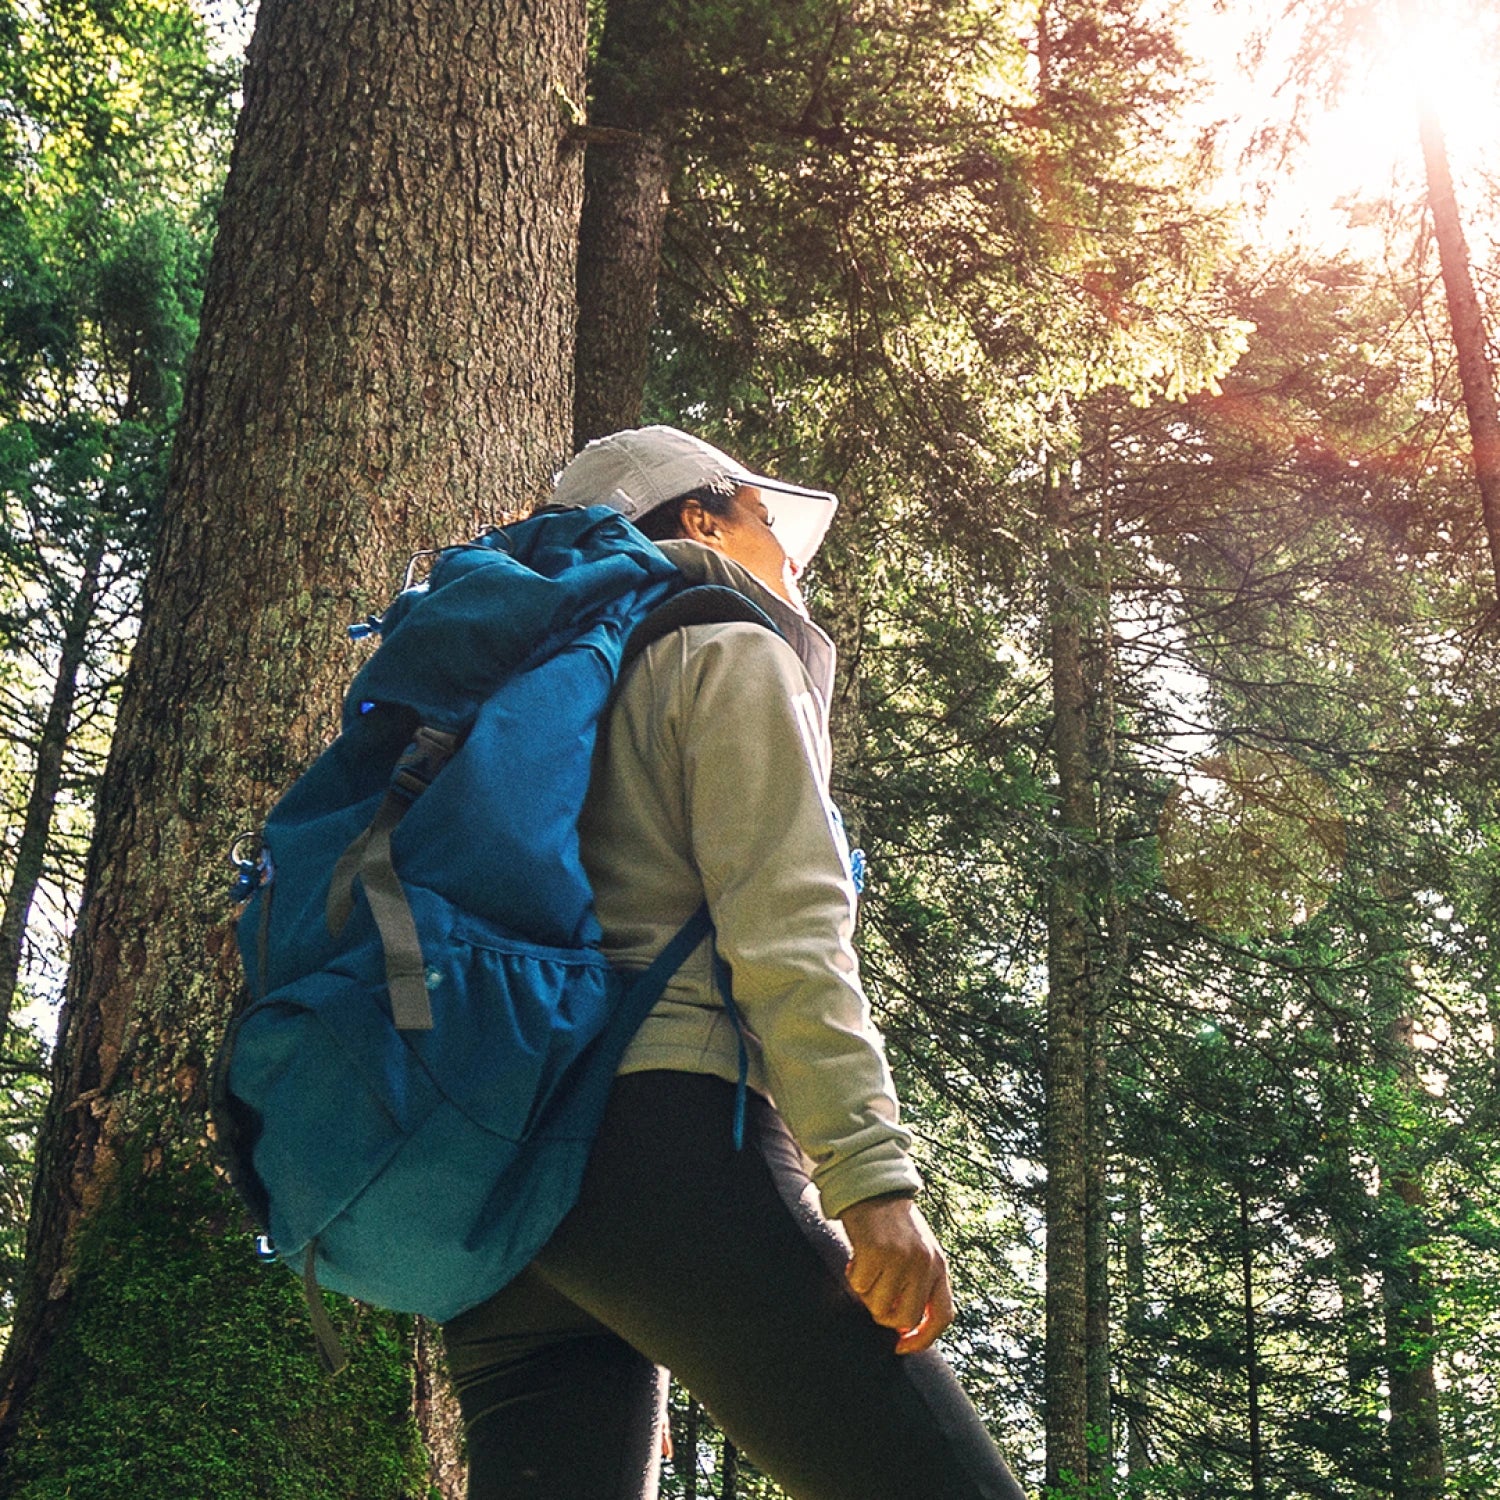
left=0, top=0, right=587, bottom=1488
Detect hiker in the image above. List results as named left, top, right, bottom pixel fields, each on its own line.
left=442, top=427, right=1028, bottom=1500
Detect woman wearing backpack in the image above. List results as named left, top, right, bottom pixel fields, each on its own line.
left=443, top=427, right=1028, bottom=1500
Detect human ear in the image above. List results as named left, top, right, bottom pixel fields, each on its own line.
left=679, top=499, right=723, bottom=548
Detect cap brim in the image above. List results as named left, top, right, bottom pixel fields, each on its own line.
left=736, top=473, right=838, bottom=569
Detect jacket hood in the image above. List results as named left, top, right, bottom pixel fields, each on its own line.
left=656, top=539, right=837, bottom=710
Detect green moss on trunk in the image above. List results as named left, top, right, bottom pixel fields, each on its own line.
left=2, top=1160, right=432, bottom=1498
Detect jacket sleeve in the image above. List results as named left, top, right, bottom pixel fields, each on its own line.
left=671, top=622, right=922, bottom=1216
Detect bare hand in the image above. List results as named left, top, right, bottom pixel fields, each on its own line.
left=839, top=1196, right=955, bottom=1354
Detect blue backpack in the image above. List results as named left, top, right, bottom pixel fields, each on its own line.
left=212, top=506, right=770, bottom=1369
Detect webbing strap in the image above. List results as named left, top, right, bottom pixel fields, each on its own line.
left=324, top=726, right=459, bottom=1032
left=622, top=903, right=749, bottom=1152
left=325, top=822, right=374, bottom=937
left=622, top=901, right=713, bottom=1020
left=253, top=878, right=274, bottom=1002
left=301, top=1241, right=348, bottom=1375
left=712, top=952, right=750, bottom=1151
left=358, top=797, right=432, bottom=1030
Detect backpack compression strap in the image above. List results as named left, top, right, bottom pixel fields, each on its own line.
left=325, top=724, right=460, bottom=1031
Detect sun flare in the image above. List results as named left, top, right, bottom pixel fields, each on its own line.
left=1189, top=0, right=1500, bottom=244
left=1360, top=0, right=1500, bottom=184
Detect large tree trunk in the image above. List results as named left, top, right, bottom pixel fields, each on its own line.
left=0, top=0, right=585, bottom=1486
left=0, top=533, right=105, bottom=1047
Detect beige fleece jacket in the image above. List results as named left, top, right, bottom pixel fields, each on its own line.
left=578, top=541, right=920, bottom=1218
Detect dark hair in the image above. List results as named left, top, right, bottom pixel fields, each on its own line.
left=633, top=479, right=738, bottom=543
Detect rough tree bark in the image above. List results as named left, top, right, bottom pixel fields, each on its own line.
left=0, top=0, right=585, bottom=1489
left=0, top=533, right=105, bottom=1047
left=574, top=131, right=671, bottom=446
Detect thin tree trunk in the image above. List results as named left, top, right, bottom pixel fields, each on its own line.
left=0, top=0, right=584, bottom=1480
left=1382, top=1015, right=1446, bottom=1500
left=676, top=1395, right=701, bottom=1500
left=1045, top=455, right=1091, bottom=1496
left=0, top=532, right=105, bottom=1047
left=1418, top=113, right=1500, bottom=602
left=1397, top=0, right=1500, bottom=601
left=1121, top=1174, right=1150, bottom=1477
left=1084, top=1008, right=1110, bottom=1480
left=720, top=1435, right=739, bottom=1500
left=1238, top=1182, right=1266, bottom=1500
left=1084, top=433, right=1120, bottom=1482
left=1327, top=1005, right=1382, bottom=1414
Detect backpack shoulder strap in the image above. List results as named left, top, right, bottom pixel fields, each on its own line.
left=613, top=584, right=783, bottom=1151
left=618, top=584, right=781, bottom=683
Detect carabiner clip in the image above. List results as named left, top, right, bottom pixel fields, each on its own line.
left=228, top=831, right=271, bottom=903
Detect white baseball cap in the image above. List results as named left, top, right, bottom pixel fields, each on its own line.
left=552, top=425, right=838, bottom=569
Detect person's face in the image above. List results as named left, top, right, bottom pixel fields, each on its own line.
left=681, top=485, right=805, bottom=611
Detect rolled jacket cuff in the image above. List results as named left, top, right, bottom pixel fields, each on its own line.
left=815, top=1152, right=924, bottom=1221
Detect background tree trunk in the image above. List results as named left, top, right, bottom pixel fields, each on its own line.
left=1083, top=448, right=1119, bottom=1481
left=0, top=0, right=585, bottom=1486
left=675, top=1394, right=702, bottom=1500
left=1121, top=1174, right=1150, bottom=1478
left=571, top=0, right=687, bottom=447
left=0, top=532, right=104, bottom=1046
left=719, top=1435, right=739, bottom=1500
left=1395, top=0, right=1500, bottom=604
left=1415, top=110, right=1500, bottom=605
left=1084, top=999, right=1110, bottom=1480
left=1238, top=1182, right=1266, bottom=1500
left=1382, top=1014, right=1446, bottom=1500
left=1044, top=456, right=1092, bottom=1495
left=574, top=132, right=670, bottom=446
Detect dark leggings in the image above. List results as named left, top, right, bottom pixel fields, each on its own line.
left=443, top=1072, right=1029, bottom=1500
